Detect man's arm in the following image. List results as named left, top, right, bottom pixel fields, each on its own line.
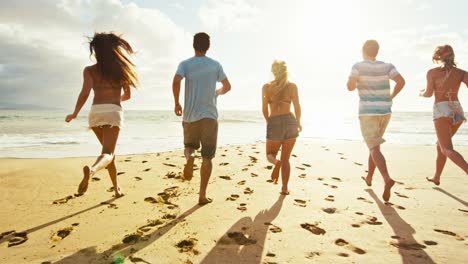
left=216, top=78, right=231, bottom=96
left=172, top=74, right=183, bottom=116
left=347, top=77, right=358, bottom=91
left=390, top=74, right=405, bottom=99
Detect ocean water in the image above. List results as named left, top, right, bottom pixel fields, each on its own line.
left=0, top=110, right=466, bottom=158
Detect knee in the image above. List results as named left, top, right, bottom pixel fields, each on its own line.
left=202, top=158, right=212, bottom=165
left=440, top=147, right=455, bottom=157
left=280, top=157, right=290, bottom=163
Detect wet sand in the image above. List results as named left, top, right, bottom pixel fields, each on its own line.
left=0, top=141, right=467, bottom=263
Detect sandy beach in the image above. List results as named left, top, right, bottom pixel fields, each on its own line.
left=0, top=141, right=467, bottom=263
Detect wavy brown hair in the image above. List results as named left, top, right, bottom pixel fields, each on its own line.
left=89, top=32, right=138, bottom=87
left=433, top=45, right=456, bottom=68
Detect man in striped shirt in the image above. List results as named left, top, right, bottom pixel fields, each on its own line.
left=347, top=40, right=406, bottom=202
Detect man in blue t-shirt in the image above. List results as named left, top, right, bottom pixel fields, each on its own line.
left=172, top=32, right=231, bottom=205
left=347, top=40, right=405, bottom=202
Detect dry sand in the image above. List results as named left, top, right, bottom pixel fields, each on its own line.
left=0, top=141, right=467, bottom=263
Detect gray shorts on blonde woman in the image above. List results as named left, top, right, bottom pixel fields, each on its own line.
left=433, top=101, right=466, bottom=125
left=266, top=113, right=299, bottom=141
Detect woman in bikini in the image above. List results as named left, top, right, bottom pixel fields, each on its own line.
left=65, top=32, right=138, bottom=197
left=262, top=60, right=302, bottom=195
left=421, top=45, right=468, bottom=185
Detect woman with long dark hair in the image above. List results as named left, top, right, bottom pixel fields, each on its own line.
left=65, top=32, right=138, bottom=197
left=421, top=45, right=468, bottom=185
left=262, top=60, right=302, bottom=195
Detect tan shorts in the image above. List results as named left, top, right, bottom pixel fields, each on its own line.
left=183, top=118, right=218, bottom=159
left=359, top=114, right=391, bottom=149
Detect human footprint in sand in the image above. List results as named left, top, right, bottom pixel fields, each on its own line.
left=347, top=40, right=406, bottom=202
left=420, top=45, right=468, bottom=185
left=66, top=32, right=138, bottom=198
left=172, top=32, right=231, bottom=205
left=262, top=60, right=302, bottom=195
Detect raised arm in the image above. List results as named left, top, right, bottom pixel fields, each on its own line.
left=420, top=70, right=434, bottom=98
left=172, top=74, right=183, bottom=116
left=216, top=78, right=231, bottom=96
left=262, top=84, right=269, bottom=121
left=65, top=67, right=93, bottom=122
left=390, top=74, right=406, bottom=99
left=291, top=83, right=302, bottom=132
left=121, top=84, right=131, bottom=101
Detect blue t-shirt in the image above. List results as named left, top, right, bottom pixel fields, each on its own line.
left=349, top=60, right=400, bottom=116
left=176, top=56, right=227, bottom=123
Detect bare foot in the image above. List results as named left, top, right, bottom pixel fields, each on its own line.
left=361, top=176, right=372, bottom=187
left=198, top=197, right=213, bottom=205
left=382, top=179, right=395, bottom=202
left=78, top=166, right=91, bottom=195
left=280, top=188, right=290, bottom=195
left=114, top=186, right=124, bottom=198
left=271, top=161, right=281, bottom=184
left=183, top=156, right=195, bottom=181
left=426, top=177, right=440, bottom=186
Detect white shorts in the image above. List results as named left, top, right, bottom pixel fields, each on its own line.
left=88, top=104, right=123, bottom=129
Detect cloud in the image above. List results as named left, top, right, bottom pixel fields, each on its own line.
left=198, top=0, right=261, bottom=32
left=0, top=0, right=191, bottom=109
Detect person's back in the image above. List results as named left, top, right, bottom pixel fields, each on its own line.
left=264, top=81, right=295, bottom=116
left=172, top=32, right=231, bottom=205
left=177, top=56, right=225, bottom=122
left=351, top=60, right=399, bottom=116
left=88, top=65, right=123, bottom=106
left=427, top=66, right=465, bottom=103
left=347, top=40, right=405, bottom=202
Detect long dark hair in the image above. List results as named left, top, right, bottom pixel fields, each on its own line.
left=89, top=32, right=138, bottom=87
left=433, top=45, right=456, bottom=68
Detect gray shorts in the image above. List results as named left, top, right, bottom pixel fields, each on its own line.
left=183, top=118, right=218, bottom=159
left=433, top=101, right=466, bottom=125
left=266, top=113, right=299, bottom=141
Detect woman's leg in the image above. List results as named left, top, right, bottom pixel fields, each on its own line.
left=430, top=123, right=461, bottom=185
left=434, top=117, right=468, bottom=178
left=99, top=126, right=122, bottom=197
left=78, top=126, right=122, bottom=196
left=279, top=138, right=296, bottom=194
left=266, top=140, right=282, bottom=183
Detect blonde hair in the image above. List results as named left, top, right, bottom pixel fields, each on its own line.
left=271, top=60, right=289, bottom=91
left=433, top=45, right=456, bottom=68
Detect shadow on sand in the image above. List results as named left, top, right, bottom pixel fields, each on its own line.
left=433, top=187, right=468, bottom=207
left=0, top=197, right=117, bottom=246
left=200, top=194, right=285, bottom=264
left=366, top=189, right=435, bottom=264
left=53, top=204, right=201, bottom=263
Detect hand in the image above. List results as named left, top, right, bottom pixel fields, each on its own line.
left=216, top=89, right=222, bottom=97
left=419, top=89, right=428, bottom=97
left=174, top=103, right=182, bottom=116
left=65, top=113, right=77, bottom=123
left=297, top=122, right=302, bottom=132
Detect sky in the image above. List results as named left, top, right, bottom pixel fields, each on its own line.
left=1, top=0, right=468, bottom=115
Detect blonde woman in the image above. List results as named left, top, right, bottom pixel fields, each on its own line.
left=65, top=33, right=138, bottom=198
left=421, top=45, right=468, bottom=185
left=262, top=60, right=302, bottom=195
